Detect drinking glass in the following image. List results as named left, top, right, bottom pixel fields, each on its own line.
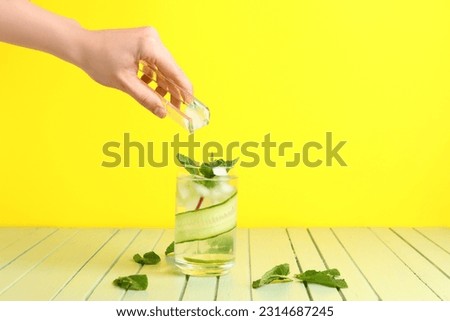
left=174, top=174, right=238, bottom=276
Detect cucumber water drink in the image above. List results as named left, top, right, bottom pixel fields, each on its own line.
left=174, top=154, right=238, bottom=276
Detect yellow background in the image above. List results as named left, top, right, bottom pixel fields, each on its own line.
left=1, top=0, right=449, bottom=227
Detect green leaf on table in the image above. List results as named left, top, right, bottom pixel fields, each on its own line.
left=165, top=241, right=174, bottom=255
left=252, top=263, right=292, bottom=289
left=133, top=251, right=161, bottom=265
left=294, top=268, right=348, bottom=288
left=113, top=274, right=148, bottom=291
left=176, top=153, right=199, bottom=175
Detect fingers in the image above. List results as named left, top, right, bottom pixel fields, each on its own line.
left=170, top=95, right=181, bottom=108
left=140, top=29, right=193, bottom=102
left=140, top=64, right=154, bottom=84
left=155, top=85, right=167, bottom=97
left=141, top=62, right=182, bottom=108
left=155, top=76, right=182, bottom=108
left=123, top=75, right=167, bottom=118
left=122, top=26, right=193, bottom=118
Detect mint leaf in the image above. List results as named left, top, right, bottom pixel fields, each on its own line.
left=133, top=251, right=161, bottom=265
left=197, top=179, right=218, bottom=189
left=199, top=163, right=215, bottom=178
left=165, top=242, right=174, bottom=256
left=199, top=158, right=239, bottom=179
left=113, top=274, right=148, bottom=291
left=176, top=153, right=199, bottom=175
left=177, top=153, right=238, bottom=189
left=252, top=263, right=292, bottom=289
left=200, top=158, right=239, bottom=177
left=207, top=159, right=226, bottom=168
left=224, top=158, right=239, bottom=172
left=294, top=269, right=348, bottom=288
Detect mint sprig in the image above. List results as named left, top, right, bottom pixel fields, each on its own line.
left=176, top=153, right=238, bottom=181
left=252, top=263, right=292, bottom=289
left=252, top=264, right=348, bottom=289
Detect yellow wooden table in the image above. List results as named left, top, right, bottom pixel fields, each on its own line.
left=0, top=228, right=448, bottom=301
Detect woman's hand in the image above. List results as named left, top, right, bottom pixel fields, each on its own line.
left=77, top=27, right=193, bottom=118
left=0, top=0, right=192, bottom=118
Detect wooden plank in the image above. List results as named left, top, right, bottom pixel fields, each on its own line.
left=288, top=228, right=343, bottom=301
left=182, top=276, right=217, bottom=301
left=0, top=229, right=115, bottom=300
left=307, top=228, right=379, bottom=301
left=392, top=228, right=450, bottom=276
left=333, top=228, right=440, bottom=300
left=216, top=229, right=252, bottom=301
left=87, top=229, right=162, bottom=301
left=250, top=228, right=309, bottom=301
left=415, top=228, right=450, bottom=253
left=0, top=228, right=37, bottom=251
left=0, top=229, right=78, bottom=296
left=54, top=229, right=139, bottom=301
left=0, top=228, right=57, bottom=269
left=372, top=228, right=450, bottom=300
left=123, top=229, right=186, bottom=301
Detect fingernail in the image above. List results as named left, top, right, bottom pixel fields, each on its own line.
left=155, top=107, right=167, bottom=118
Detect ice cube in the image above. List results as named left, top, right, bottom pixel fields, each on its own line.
left=177, top=180, right=193, bottom=201
left=185, top=100, right=210, bottom=132
left=219, top=182, right=235, bottom=195
left=193, top=182, right=210, bottom=197
left=210, top=184, right=224, bottom=201
left=212, top=167, right=228, bottom=176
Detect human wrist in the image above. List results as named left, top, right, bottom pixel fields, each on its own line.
left=56, top=21, right=93, bottom=69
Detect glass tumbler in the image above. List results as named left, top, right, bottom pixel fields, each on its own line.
left=174, top=174, right=238, bottom=276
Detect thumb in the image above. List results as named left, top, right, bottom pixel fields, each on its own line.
left=122, top=75, right=167, bottom=119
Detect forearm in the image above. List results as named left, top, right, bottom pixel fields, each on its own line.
left=0, top=0, right=87, bottom=66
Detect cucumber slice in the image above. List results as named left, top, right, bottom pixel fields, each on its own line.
left=184, top=254, right=234, bottom=264
left=175, top=192, right=237, bottom=244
